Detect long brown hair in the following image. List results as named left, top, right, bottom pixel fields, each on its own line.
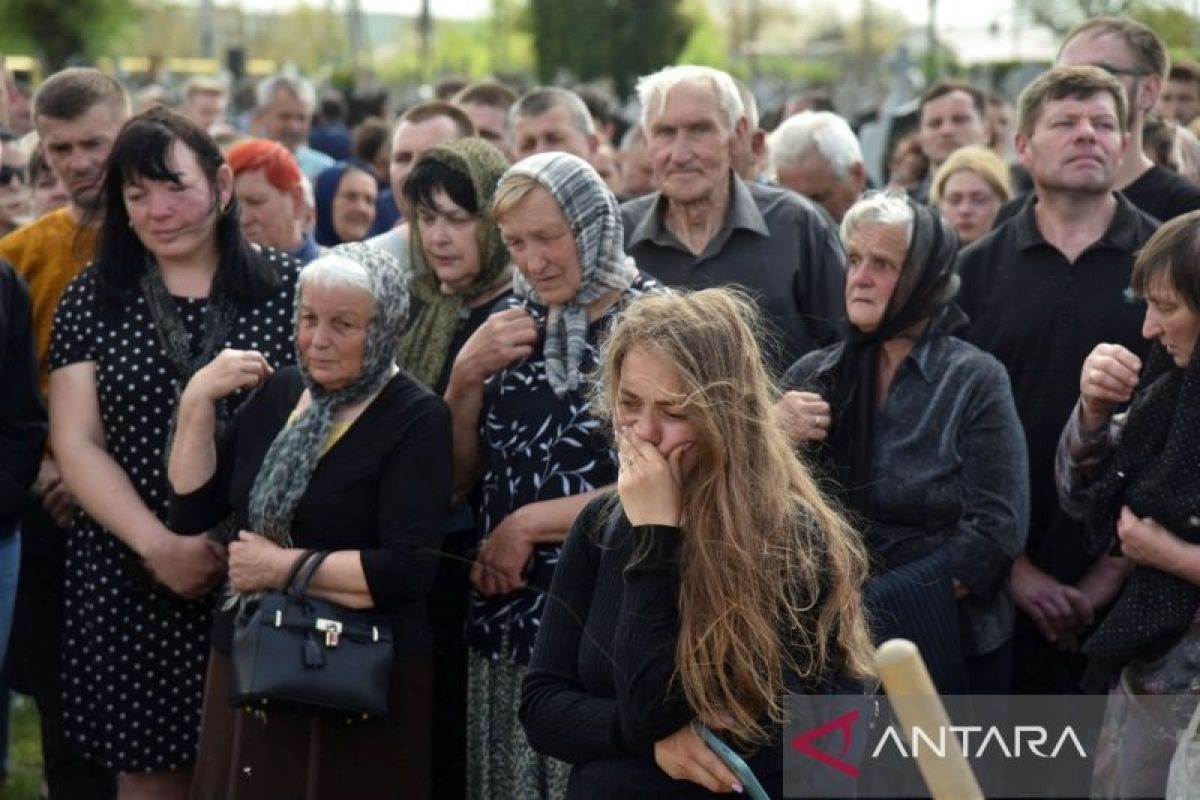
left=593, top=288, right=876, bottom=745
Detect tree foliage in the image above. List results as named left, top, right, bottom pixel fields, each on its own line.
left=529, top=0, right=692, bottom=96
left=1014, top=0, right=1140, bottom=37
left=0, top=0, right=137, bottom=70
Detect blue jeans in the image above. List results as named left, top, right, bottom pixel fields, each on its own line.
left=0, top=530, right=19, bottom=666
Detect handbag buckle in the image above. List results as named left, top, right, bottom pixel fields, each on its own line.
left=316, top=618, right=343, bottom=647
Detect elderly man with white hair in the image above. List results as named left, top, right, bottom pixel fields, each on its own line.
left=620, top=65, right=846, bottom=374
left=254, top=73, right=334, bottom=181
left=771, top=111, right=867, bottom=224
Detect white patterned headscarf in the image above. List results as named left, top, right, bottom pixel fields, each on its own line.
left=502, top=151, right=638, bottom=397
left=247, top=242, right=410, bottom=546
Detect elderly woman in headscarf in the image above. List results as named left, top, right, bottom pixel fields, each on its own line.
left=444, top=151, right=660, bottom=800
left=780, top=190, right=1029, bottom=693
left=395, top=137, right=512, bottom=798
left=166, top=242, right=453, bottom=800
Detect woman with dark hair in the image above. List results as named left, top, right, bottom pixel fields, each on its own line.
left=48, top=107, right=298, bottom=800
left=780, top=191, right=1029, bottom=693
left=1056, top=210, right=1200, bottom=797
left=398, top=137, right=512, bottom=798
left=399, top=137, right=512, bottom=393
left=313, top=160, right=379, bottom=247
left=520, top=289, right=875, bottom=798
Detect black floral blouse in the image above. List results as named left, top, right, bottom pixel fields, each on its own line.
left=466, top=273, right=659, bottom=665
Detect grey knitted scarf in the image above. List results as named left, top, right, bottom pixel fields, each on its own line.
left=504, top=152, right=637, bottom=397
left=246, top=241, right=411, bottom=546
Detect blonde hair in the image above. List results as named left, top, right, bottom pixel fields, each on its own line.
left=593, top=288, right=876, bottom=746
left=491, top=171, right=542, bottom=223
left=929, top=145, right=1012, bottom=206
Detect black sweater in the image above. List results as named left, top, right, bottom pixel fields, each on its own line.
left=520, top=496, right=790, bottom=799
left=0, top=261, right=45, bottom=535
left=168, top=366, right=453, bottom=658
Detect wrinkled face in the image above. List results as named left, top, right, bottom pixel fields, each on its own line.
left=615, top=346, right=701, bottom=472
left=259, top=89, right=310, bottom=151
left=1142, top=274, right=1200, bottom=368
left=498, top=184, right=582, bottom=306
left=297, top=281, right=374, bottom=391
left=844, top=223, right=908, bottom=333
left=648, top=80, right=739, bottom=205
left=775, top=151, right=861, bottom=223
left=234, top=168, right=303, bottom=251
left=389, top=116, right=461, bottom=203
left=937, top=169, right=1003, bottom=245
left=513, top=105, right=594, bottom=161
left=459, top=102, right=511, bottom=158
left=184, top=91, right=226, bottom=132
left=918, top=90, right=987, bottom=168
left=123, top=140, right=230, bottom=262
left=331, top=168, right=377, bottom=243
left=1017, top=93, right=1127, bottom=195
left=1159, top=79, right=1200, bottom=125
left=37, top=103, right=126, bottom=210
left=416, top=188, right=482, bottom=294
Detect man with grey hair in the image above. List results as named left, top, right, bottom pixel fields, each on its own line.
left=510, top=86, right=599, bottom=162
left=770, top=111, right=867, bottom=223
left=254, top=73, right=333, bottom=181
left=621, top=65, right=845, bottom=374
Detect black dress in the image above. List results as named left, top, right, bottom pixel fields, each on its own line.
left=169, top=365, right=453, bottom=799
left=48, top=252, right=298, bottom=772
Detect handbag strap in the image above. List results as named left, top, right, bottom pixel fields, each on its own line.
left=281, top=549, right=321, bottom=593
left=292, top=550, right=334, bottom=597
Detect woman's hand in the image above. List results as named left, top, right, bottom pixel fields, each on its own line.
left=141, top=532, right=227, bottom=599
left=653, top=724, right=742, bottom=795
left=1078, top=344, right=1141, bottom=432
left=183, top=349, right=273, bottom=405
left=616, top=427, right=689, bottom=527
left=452, top=308, right=538, bottom=385
left=228, top=530, right=290, bottom=593
left=1116, top=506, right=1182, bottom=571
left=1011, top=554, right=1092, bottom=647
left=470, top=508, right=536, bottom=597
left=776, top=391, right=832, bottom=444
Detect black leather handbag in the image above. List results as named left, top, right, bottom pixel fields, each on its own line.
left=230, top=550, right=394, bottom=717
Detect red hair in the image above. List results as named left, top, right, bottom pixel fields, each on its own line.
left=225, top=138, right=303, bottom=192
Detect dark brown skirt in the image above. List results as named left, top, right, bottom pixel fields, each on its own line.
left=190, top=648, right=432, bottom=800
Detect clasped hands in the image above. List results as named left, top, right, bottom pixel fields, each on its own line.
left=141, top=529, right=286, bottom=600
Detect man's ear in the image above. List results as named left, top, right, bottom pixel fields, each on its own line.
left=1014, top=131, right=1032, bottom=170
left=850, top=161, right=867, bottom=194
left=1140, top=74, right=1163, bottom=114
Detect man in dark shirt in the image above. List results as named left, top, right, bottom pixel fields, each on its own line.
left=997, top=16, right=1200, bottom=227
left=957, top=66, right=1158, bottom=693
left=621, top=65, right=845, bottom=375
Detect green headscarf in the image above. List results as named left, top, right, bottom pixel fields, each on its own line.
left=397, top=137, right=512, bottom=387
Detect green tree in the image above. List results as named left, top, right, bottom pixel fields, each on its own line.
left=529, top=0, right=691, bottom=95
left=0, top=0, right=137, bottom=70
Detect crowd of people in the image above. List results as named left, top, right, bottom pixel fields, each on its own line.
left=0, top=11, right=1199, bottom=800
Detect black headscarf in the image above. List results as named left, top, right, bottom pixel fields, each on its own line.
left=825, top=199, right=960, bottom=515
left=1079, top=341, right=1200, bottom=680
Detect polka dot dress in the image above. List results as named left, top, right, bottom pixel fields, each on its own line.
left=48, top=249, right=299, bottom=772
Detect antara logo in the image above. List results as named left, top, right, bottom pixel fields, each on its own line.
left=870, top=725, right=1088, bottom=759
left=790, top=708, right=861, bottom=778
